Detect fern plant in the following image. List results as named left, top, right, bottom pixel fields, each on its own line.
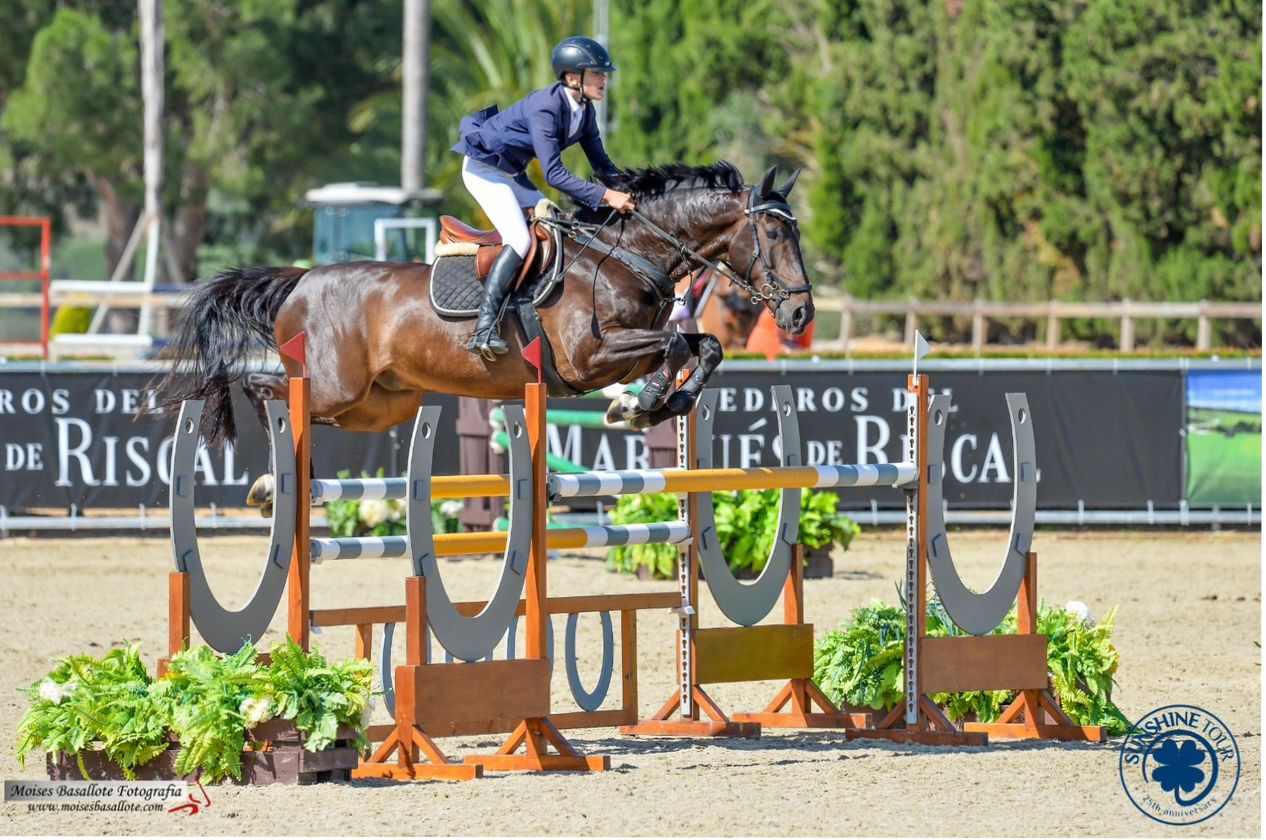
left=17, top=639, right=376, bottom=784
left=155, top=643, right=263, bottom=782
left=255, top=638, right=374, bottom=753
left=608, top=489, right=860, bottom=578
left=15, top=643, right=169, bottom=781
left=813, top=597, right=1132, bottom=735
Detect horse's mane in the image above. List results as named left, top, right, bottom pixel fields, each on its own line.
left=569, top=161, right=745, bottom=223
left=607, top=161, right=745, bottom=198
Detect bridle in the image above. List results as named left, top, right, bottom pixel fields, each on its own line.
left=621, top=185, right=812, bottom=305
left=738, top=187, right=814, bottom=303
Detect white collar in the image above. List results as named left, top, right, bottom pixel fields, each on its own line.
left=564, top=89, right=585, bottom=114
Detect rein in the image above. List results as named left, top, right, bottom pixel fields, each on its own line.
left=539, top=212, right=676, bottom=295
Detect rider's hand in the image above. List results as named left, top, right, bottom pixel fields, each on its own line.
left=604, top=189, right=636, bottom=214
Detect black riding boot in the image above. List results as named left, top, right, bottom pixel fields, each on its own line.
left=466, top=245, right=524, bottom=359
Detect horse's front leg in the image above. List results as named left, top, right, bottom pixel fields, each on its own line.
left=640, top=333, right=724, bottom=428
left=596, top=330, right=693, bottom=424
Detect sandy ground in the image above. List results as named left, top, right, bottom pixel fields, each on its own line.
left=0, top=529, right=1259, bottom=837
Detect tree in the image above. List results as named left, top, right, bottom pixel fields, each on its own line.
left=3, top=9, right=143, bottom=271
left=1063, top=0, right=1261, bottom=325
left=3, top=1, right=408, bottom=277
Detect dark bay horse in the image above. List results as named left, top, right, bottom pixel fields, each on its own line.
left=150, top=162, right=814, bottom=447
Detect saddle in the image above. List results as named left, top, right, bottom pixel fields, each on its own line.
left=429, top=204, right=564, bottom=320
left=437, top=214, right=552, bottom=286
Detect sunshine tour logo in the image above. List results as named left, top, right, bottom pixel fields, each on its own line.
left=1119, top=705, right=1240, bottom=825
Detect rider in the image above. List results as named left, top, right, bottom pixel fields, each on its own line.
left=452, top=36, right=637, bottom=358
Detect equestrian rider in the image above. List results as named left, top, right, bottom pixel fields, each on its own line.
left=451, top=35, right=636, bottom=358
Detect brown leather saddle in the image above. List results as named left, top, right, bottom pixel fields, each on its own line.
left=438, top=215, right=551, bottom=287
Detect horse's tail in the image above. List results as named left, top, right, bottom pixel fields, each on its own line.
left=149, top=266, right=306, bottom=445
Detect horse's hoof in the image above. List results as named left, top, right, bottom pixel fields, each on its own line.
left=664, top=390, right=697, bottom=416
left=246, top=473, right=275, bottom=518
left=629, top=413, right=655, bottom=432
left=605, top=391, right=641, bottom=424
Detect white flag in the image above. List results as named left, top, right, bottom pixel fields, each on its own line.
left=913, top=331, right=932, bottom=377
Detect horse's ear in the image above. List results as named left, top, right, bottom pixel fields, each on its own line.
left=759, top=165, right=777, bottom=197
left=777, top=168, right=801, bottom=197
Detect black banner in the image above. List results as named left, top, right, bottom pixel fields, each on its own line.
left=697, top=368, right=1186, bottom=509
left=0, top=364, right=1187, bottom=512
left=0, top=369, right=458, bottom=510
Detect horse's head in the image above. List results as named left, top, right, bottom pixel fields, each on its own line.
left=724, top=166, right=815, bottom=335
left=585, top=162, right=814, bottom=334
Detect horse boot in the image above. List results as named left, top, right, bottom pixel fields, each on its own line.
left=466, top=245, right=524, bottom=360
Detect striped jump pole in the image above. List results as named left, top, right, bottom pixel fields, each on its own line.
left=311, top=521, right=691, bottom=562
left=549, top=463, right=917, bottom=500
left=311, top=474, right=510, bottom=503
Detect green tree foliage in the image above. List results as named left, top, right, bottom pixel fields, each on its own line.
left=1, top=1, right=404, bottom=275
left=608, top=0, right=788, bottom=169
left=798, top=0, right=1259, bottom=343
left=1062, top=0, right=1261, bottom=342
left=0, top=0, right=1257, bottom=329
left=2, top=9, right=142, bottom=266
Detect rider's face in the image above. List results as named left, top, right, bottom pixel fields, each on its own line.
left=569, top=70, right=607, bottom=101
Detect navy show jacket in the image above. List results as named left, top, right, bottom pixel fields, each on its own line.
left=451, top=83, right=620, bottom=209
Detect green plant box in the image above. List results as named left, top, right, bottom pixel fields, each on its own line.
left=44, top=721, right=360, bottom=786
left=803, top=546, right=834, bottom=579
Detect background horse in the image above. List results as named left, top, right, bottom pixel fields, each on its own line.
left=150, top=162, right=813, bottom=446
left=674, top=268, right=765, bottom=350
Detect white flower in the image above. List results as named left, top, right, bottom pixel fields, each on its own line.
left=359, top=499, right=389, bottom=528
left=38, top=678, right=76, bottom=705
left=1064, top=600, right=1090, bottom=625
left=385, top=500, right=405, bottom=523
left=439, top=500, right=463, bottom=519
left=361, top=694, right=377, bottom=727
left=239, top=696, right=273, bottom=727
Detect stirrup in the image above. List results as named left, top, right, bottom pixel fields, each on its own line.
left=467, top=332, right=508, bottom=361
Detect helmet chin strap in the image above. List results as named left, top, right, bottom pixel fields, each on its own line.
left=567, top=70, right=589, bottom=105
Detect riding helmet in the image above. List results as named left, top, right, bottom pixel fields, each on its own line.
left=551, top=36, right=617, bottom=79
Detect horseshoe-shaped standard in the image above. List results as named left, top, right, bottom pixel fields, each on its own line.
left=924, top=393, right=1037, bottom=635
left=170, top=400, right=297, bottom=653
left=564, top=611, right=615, bottom=712
left=406, top=404, right=533, bottom=662
left=695, top=385, right=801, bottom=627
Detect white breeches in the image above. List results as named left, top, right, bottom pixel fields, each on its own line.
left=461, top=156, right=545, bottom=257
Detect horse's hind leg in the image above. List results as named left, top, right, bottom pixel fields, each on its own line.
left=241, top=372, right=288, bottom=516
left=329, top=383, right=424, bottom=433
left=604, top=331, right=692, bottom=424
left=240, top=370, right=361, bottom=516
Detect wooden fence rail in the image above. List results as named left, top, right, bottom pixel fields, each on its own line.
left=813, top=297, right=1262, bottom=352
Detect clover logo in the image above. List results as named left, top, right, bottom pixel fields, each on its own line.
left=1152, top=738, right=1207, bottom=799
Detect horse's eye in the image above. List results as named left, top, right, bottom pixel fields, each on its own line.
left=766, top=227, right=780, bottom=242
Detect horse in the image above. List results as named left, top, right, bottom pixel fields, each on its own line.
left=674, top=268, right=765, bottom=350
left=149, top=163, right=814, bottom=457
